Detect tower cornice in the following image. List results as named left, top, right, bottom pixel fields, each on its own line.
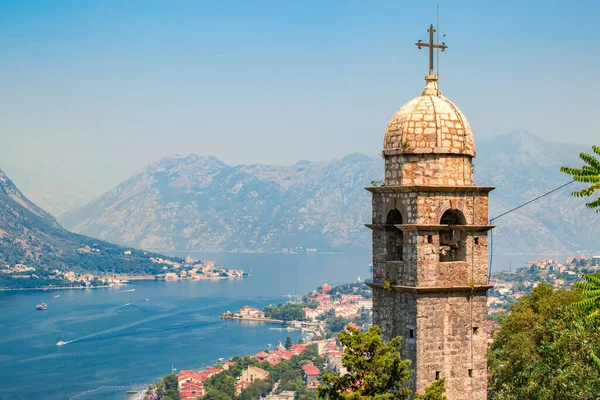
left=365, top=224, right=494, bottom=232
left=365, top=185, right=495, bottom=194
left=367, top=282, right=494, bottom=294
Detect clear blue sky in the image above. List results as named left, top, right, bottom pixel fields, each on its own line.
left=1, top=0, right=599, bottom=193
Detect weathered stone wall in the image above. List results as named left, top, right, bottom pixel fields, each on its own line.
left=416, top=232, right=489, bottom=287
left=372, top=289, right=418, bottom=389
left=384, top=154, right=473, bottom=187
left=372, top=192, right=418, bottom=224
left=417, top=193, right=488, bottom=226
left=415, top=293, right=488, bottom=400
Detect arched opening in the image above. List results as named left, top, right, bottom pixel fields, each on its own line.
left=439, top=209, right=466, bottom=262
left=440, top=209, right=466, bottom=225
left=385, top=209, right=403, bottom=261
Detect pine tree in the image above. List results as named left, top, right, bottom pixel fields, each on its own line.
left=318, top=326, right=446, bottom=399
left=560, top=145, right=600, bottom=212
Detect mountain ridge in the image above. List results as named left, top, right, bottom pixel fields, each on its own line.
left=59, top=131, right=600, bottom=255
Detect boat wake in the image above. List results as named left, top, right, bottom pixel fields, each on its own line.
left=68, top=383, right=147, bottom=400
left=54, top=301, right=228, bottom=347
left=117, top=288, right=135, bottom=293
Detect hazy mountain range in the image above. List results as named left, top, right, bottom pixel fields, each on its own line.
left=50, top=130, right=599, bottom=256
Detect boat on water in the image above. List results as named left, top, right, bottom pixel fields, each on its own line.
left=54, top=294, right=60, bottom=298
left=218, top=357, right=224, bottom=362
left=145, top=298, right=150, bottom=302
left=36, top=303, right=47, bottom=310
left=56, top=341, right=66, bottom=346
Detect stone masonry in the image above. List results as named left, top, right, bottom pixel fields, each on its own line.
left=367, top=75, right=493, bottom=399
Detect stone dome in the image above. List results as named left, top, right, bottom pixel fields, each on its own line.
left=384, top=76, right=475, bottom=157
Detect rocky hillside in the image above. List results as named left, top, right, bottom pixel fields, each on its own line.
left=60, top=131, right=599, bottom=255
left=61, top=153, right=379, bottom=253
left=0, top=169, right=170, bottom=278
left=477, top=130, right=600, bottom=255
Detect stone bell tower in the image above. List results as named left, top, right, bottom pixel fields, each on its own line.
left=367, top=25, right=493, bottom=400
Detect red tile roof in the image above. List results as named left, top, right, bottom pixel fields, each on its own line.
left=302, top=363, right=320, bottom=376
left=254, top=351, right=269, bottom=360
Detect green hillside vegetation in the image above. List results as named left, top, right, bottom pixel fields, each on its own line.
left=489, top=283, right=600, bottom=399
left=0, top=169, right=175, bottom=288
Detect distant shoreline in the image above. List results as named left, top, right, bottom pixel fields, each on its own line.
left=0, top=285, right=116, bottom=292
left=0, top=275, right=245, bottom=291
left=149, top=249, right=366, bottom=255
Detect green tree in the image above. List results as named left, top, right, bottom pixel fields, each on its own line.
left=573, top=273, right=600, bottom=368
left=414, top=379, right=446, bottom=400
left=560, top=145, right=600, bottom=212
left=204, top=372, right=236, bottom=398
left=285, top=336, right=292, bottom=349
left=239, top=379, right=272, bottom=399
left=204, top=389, right=231, bottom=400
left=318, top=326, right=445, bottom=399
left=155, top=373, right=180, bottom=400
left=573, top=273, right=600, bottom=318
left=325, top=316, right=350, bottom=335
left=489, top=283, right=600, bottom=399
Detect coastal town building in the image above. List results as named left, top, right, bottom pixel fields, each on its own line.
left=264, top=390, right=296, bottom=400
left=367, top=26, right=492, bottom=399
left=239, top=305, right=265, bottom=318
left=251, top=343, right=302, bottom=365
left=236, top=366, right=270, bottom=393
left=301, top=363, right=320, bottom=388
left=179, top=381, right=204, bottom=400
left=241, top=366, right=269, bottom=384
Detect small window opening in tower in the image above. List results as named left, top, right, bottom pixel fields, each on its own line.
left=468, top=369, right=473, bottom=378
left=409, top=329, right=414, bottom=339
left=473, top=326, right=479, bottom=335
left=385, top=209, right=403, bottom=262
left=427, top=235, right=433, bottom=244
left=474, top=237, right=480, bottom=245
left=435, top=371, right=441, bottom=380
left=439, top=209, right=467, bottom=262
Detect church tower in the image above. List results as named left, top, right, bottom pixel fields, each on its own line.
left=367, top=26, right=493, bottom=399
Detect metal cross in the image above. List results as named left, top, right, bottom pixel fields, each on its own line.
left=415, top=24, right=447, bottom=76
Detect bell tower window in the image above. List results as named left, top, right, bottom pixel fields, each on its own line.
left=439, top=209, right=467, bottom=262
left=385, top=209, right=403, bottom=261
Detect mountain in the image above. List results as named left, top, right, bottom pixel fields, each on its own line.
left=0, top=164, right=95, bottom=217
left=60, top=132, right=600, bottom=256
left=0, top=169, right=171, bottom=287
left=476, top=130, right=600, bottom=255
left=60, top=153, right=379, bottom=253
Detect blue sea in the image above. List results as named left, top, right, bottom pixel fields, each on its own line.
left=0, top=253, right=371, bottom=400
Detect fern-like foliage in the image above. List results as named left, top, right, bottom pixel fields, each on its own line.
left=560, top=145, right=600, bottom=212
left=591, top=350, right=600, bottom=370
left=573, top=273, right=600, bottom=318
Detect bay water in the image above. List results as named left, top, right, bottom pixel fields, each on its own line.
left=0, top=253, right=370, bottom=400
